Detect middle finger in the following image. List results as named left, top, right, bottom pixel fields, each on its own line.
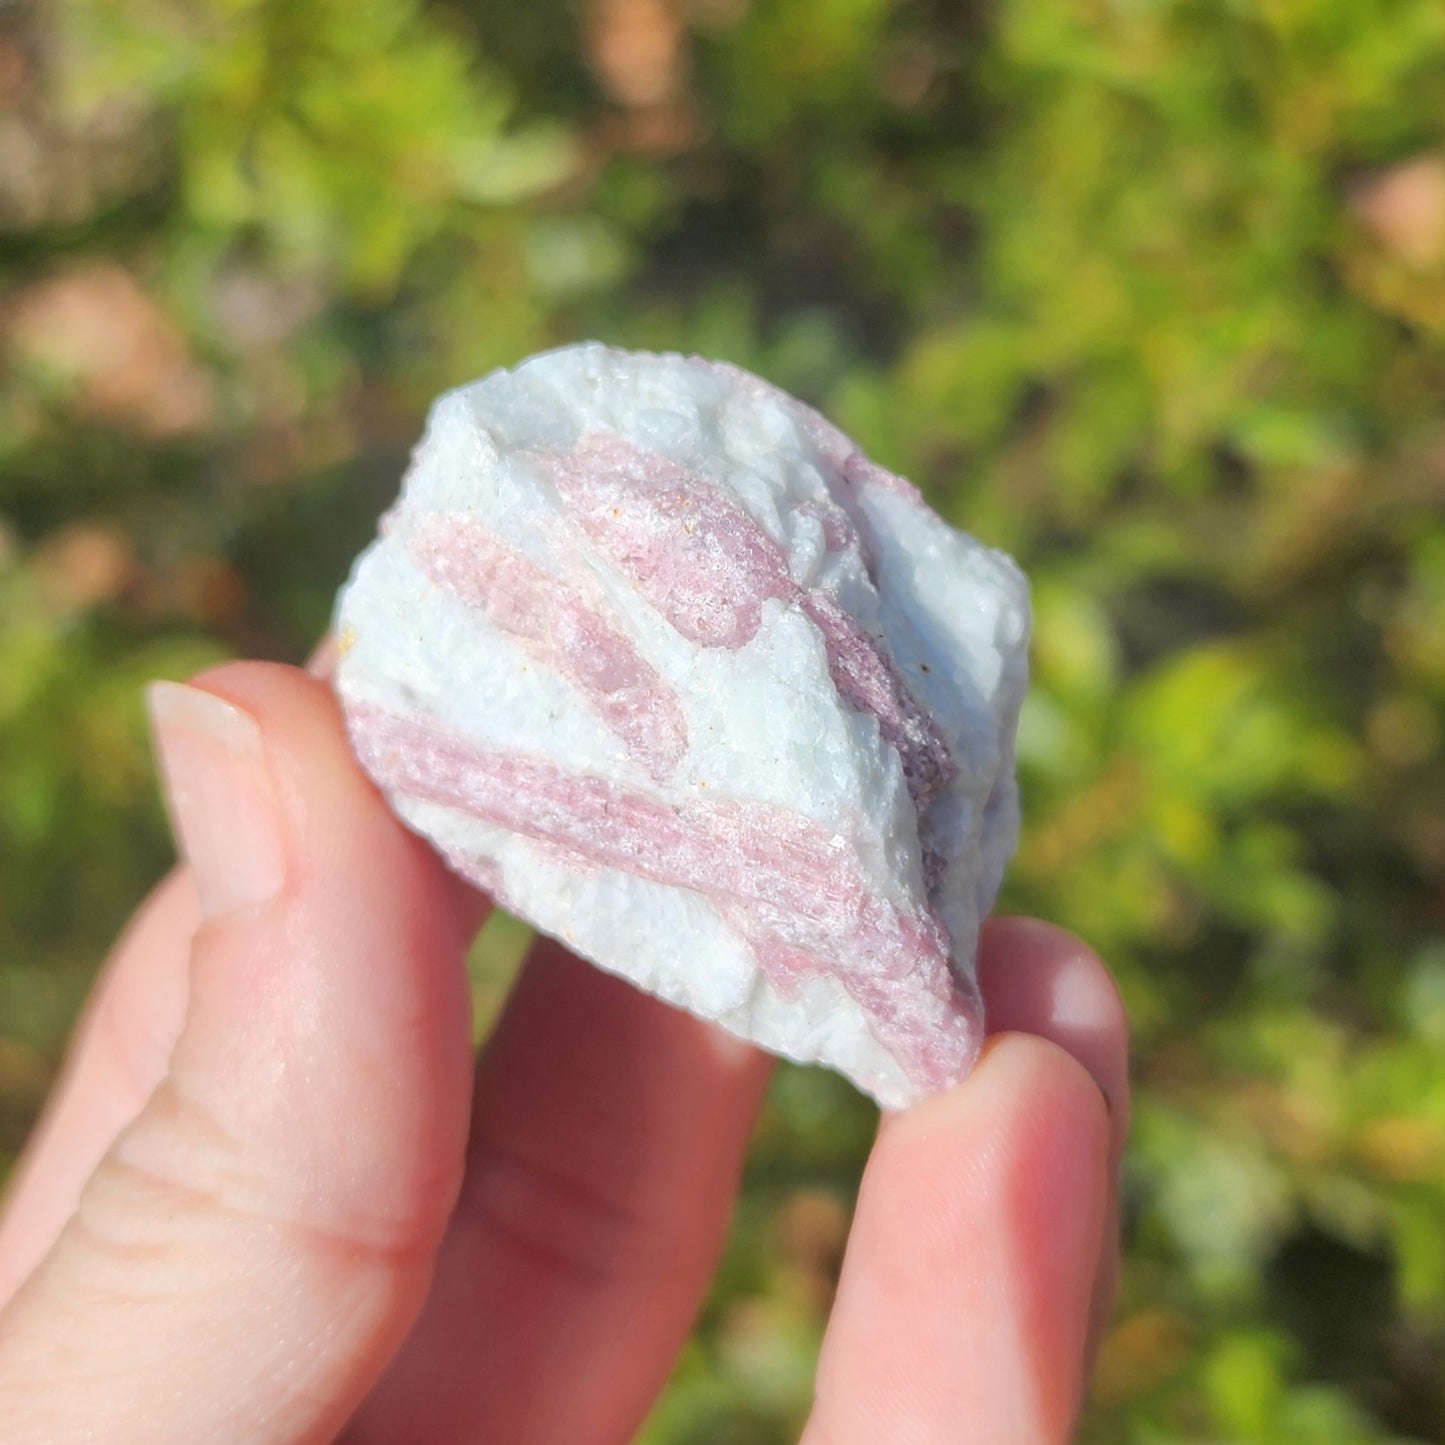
left=344, top=936, right=774, bottom=1445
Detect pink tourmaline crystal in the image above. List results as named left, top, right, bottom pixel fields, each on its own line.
left=334, top=344, right=1029, bottom=1107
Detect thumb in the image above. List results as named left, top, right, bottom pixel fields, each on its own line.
left=0, top=665, right=476, bottom=1445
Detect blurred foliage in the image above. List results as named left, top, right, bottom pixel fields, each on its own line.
left=2, top=0, right=1444, bottom=1438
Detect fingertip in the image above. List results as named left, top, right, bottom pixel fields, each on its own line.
left=974, top=1030, right=1113, bottom=1170
left=979, top=917, right=1130, bottom=1133
left=812, top=1032, right=1113, bottom=1444
left=187, top=660, right=487, bottom=940
left=191, top=656, right=329, bottom=708
left=151, top=661, right=478, bottom=1247
left=979, top=918, right=1123, bottom=1028
left=985, top=1034, right=1113, bottom=1440
left=876, top=1032, right=1111, bottom=1225
left=186, top=661, right=346, bottom=825
left=978, top=920, right=1131, bottom=1387
left=306, top=632, right=339, bottom=680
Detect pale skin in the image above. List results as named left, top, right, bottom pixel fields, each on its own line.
left=0, top=661, right=1129, bottom=1443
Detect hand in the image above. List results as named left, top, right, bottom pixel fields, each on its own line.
left=0, top=662, right=1128, bottom=1444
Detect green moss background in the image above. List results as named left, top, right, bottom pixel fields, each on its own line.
left=2, top=0, right=1443, bottom=1438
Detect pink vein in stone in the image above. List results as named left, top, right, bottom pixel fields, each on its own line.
left=537, top=433, right=955, bottom=859
left=349, top=704, right=980, bottom=1092
left=540, top=438, right=791, bottom=650
left=409, top=517, right=686, bottom=783
left=799, top=494, right=870, bottom=564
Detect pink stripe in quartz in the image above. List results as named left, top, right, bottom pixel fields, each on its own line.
left=410, top=517, right=687, bottom=784
left=536, top=433, right=955, bottom=860
left=541, top=436, right=793, bottom=650
left=732, top=921, right=977, bottom=1090
left=799, top=494, right=870, bottom=563
left=349, top=705, right=979, bottom=1092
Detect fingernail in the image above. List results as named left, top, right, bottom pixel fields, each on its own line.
left=304, top=633, right=338, bottom=681
left=1045, top=952, right=1128, bottom=1126
left=147, top=681, right=287, bottom=919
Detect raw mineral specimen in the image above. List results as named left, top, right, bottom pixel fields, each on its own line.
left=334, top=344, right=1029, bottom=1107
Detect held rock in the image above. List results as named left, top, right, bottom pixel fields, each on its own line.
left=334, top=344, right=1029, bottom=1107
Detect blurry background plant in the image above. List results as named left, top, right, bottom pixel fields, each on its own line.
left=2, top=0, right=1443, bottom=1438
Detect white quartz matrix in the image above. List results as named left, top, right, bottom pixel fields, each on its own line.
left=335, top=343, right=1029, bottom=1107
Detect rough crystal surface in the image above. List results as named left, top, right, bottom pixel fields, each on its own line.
left=334, top=343, right=1030, bottom=1107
